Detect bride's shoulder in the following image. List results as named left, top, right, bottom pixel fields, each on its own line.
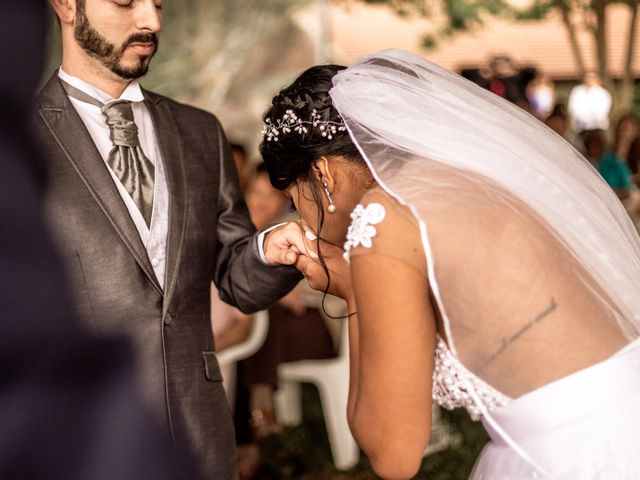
left=345, top=187, right=425, bottom=275
left=356, top=187, right=419, bottom=230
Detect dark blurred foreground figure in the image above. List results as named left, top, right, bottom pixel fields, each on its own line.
left=0, top=2, right=198, bottom=479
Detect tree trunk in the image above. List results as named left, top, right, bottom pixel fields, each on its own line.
left=559, top=2, right=585, bottom=80
left=592, top=0, right=614, bottom=91
left=618, top=0, right=638, bottom=111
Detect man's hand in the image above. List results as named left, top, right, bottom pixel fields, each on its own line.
left=263, top=221, right=310, bottom=265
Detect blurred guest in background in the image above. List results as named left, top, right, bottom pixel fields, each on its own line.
left=245, top=163, right=291, bottom=231
left=545, top=103, right=584, bottom=153
left=612, top=113, right=639, bottom=165
left=545, top=109, right=569, bottom=138
left=597, top=150, right=632, bottom=200
left=608, top=114, right=640, bottom=222
left=568, top=71, right=612, bottom=133
left=461, top=55, right=536, bottom=108
left=594, top=115, right=639, bottom=201
left=527, top=72, right=555, bottom=119
left=582, top=129, right=607, bottom=167
left=580, top=126, right=637, bottom=219
left=629, top=137, right=640, bottom=188
left=583, top=128, right=632, bottom=201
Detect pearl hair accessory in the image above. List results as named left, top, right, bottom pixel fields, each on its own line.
left=262, top=109, right=347, bottom=142
left=322, top=181, right=336, bottom=213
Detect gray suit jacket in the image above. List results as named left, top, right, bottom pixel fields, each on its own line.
left=33, top=73, right=301, bottom=479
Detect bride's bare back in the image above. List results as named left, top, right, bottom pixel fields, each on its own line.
left=426, top=173, right=627, bottom=396
left=354, top=170, right=629, bottom=398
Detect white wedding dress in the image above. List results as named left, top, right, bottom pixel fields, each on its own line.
left=434, top=334, right=640, bottom=479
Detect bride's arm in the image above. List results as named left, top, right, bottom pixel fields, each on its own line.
left=294, top=192, right=436, bottom=479
left=348, top=250, right=435, bottom=480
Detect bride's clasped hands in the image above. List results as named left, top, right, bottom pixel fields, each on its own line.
left=295, top=230, right=352, bottom=300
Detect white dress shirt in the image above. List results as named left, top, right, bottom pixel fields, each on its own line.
left=59, top=68, right=170, bottom=288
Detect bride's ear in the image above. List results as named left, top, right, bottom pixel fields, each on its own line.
left=312, top=156, right=335, bottom=192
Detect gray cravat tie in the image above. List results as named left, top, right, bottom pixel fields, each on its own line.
left=61, top=80, right=155, bottom=227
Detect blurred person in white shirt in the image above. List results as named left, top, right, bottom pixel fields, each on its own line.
left=568, top=71, right=612, bottom=133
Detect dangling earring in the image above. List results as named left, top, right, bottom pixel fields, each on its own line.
left=323, top=181, right=336, bottom=213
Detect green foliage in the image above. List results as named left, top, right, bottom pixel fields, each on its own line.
left=361, top=0, right=432, bottom=17
left=422, top=34, right=439, bottom=49
left=356, top=0, right=509, bottom=50
left=512, top=0, right=555, bottom=20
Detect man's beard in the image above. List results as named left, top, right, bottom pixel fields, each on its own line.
left=74, top=6, right=158, bottom=80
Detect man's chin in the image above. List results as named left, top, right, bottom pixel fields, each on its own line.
left=110, top=55, right=153, bottom=80
left=111, top=62, right=150, bottom=80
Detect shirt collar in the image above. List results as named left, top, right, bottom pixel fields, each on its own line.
left=58, top=67, right=145, bottom=104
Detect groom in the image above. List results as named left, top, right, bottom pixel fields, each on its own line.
left=35, top=1, right=302, bottom=478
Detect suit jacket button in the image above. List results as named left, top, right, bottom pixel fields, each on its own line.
left=164, top=312, right=173, bottom=325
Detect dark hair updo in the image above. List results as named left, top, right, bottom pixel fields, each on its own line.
left=259, top=64, right=364, bottom=191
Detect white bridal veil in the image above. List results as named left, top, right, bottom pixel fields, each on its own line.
left=329, top=50, right=640, bottom=467
left=330, top=49, right=640, bottom=341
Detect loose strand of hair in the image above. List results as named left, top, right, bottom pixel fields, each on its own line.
left=308, top=174, right=350, bottom=321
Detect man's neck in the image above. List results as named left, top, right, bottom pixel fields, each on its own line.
left=61, top=57, right=131, bottom=99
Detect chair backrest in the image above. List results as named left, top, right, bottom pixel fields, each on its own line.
left=216, top=309, right=270, bottom=365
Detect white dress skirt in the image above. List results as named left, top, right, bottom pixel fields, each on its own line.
left=469, top=339, right=640, bottom=479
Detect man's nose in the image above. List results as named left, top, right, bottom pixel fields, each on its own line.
left=135, top=0, right=162, bottom=33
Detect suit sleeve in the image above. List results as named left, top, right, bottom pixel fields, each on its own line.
left=211, top=119, right=301, bottom=313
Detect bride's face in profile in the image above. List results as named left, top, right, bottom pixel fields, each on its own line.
left=285, top=156, right=373, bottom=247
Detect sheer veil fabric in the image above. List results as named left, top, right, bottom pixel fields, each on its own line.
left=329, top=49, right=640, bottom=474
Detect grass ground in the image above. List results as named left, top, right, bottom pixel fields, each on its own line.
left=253, top=384, right=489, bottom=479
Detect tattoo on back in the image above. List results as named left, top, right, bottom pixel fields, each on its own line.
left=480, top=297, right=558, bottom=370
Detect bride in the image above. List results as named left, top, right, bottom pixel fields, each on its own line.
left=259, top=50, right=640, bottom=479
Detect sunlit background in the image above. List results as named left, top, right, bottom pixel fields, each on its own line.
left=45, top=0, right=640, bottom=158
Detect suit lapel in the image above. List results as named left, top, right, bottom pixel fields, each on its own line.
left=37, top=73, right=162, bottom=295
left=143, top=90, right=188, bottom=311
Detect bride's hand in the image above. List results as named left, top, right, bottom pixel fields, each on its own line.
left=294, top=229, right=353, bottom=302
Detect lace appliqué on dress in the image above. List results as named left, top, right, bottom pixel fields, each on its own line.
left=432, top=337, right=510, bottom=420
left=343, top=203, right=386, bottom=261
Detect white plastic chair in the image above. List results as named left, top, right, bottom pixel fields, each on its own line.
left=425, top=405, right=463, bottom=456
left=273, top=305, right=359, bottom=471
left=216, top=309, right=270, bottom=408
